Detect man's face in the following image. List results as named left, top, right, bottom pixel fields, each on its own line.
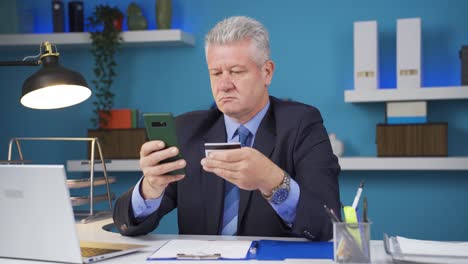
left=206, top=39, right=274, bottom=123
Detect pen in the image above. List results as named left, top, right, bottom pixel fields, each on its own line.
left=355, top=205, right=369, bottom=253
left=352, top=180, right=364, bottom=209
left=323, top=204, right=340, bottom=222
left=363, top=197, right=368, bottom=223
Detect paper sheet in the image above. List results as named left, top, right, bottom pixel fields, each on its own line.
left=148, top=239, right=252, bottom=259
left=397, top=236, right=468, bottom=257
left=385, top=235, right=468, bottom=264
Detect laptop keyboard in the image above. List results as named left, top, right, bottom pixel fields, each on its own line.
left=80, top=247, right=121, bottom=257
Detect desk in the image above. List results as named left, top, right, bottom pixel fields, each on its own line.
left=0, top=218, right=394, bottom=264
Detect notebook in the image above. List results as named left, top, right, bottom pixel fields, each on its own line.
left=0, top=164, right=147, bottom=263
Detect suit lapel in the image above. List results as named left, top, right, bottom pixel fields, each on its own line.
left=201, top=115, right=226, bottom=235
left=238, top=104, right=276, bottom=231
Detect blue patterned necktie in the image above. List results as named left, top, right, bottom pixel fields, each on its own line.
left=221, top=125, right=252, bottom=235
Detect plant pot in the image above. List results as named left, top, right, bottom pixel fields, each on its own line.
left=127, top=3, right=147, bottom=30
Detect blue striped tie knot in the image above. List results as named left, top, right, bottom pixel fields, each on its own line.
left=220, top=125, right=252, bottom=235
left=237, top=125, right=252, bottom=147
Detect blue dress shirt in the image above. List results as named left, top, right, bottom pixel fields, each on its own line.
left=132, top=101, right=300, bottom=225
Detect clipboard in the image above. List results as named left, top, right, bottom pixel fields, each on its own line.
left=147, top=240, right=253, bottom=260
left=147, top=239, right=333, bottom=261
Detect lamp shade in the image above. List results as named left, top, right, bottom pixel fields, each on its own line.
left=20, top=54, right=91, bottom=109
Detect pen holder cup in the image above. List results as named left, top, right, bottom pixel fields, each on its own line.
left=333, top=222, right=371, bottom=263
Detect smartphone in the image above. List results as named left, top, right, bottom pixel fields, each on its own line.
left=143, top=113, right=185, bottom=175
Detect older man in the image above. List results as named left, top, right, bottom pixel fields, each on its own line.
left=113, top=16, right=340, bottom=241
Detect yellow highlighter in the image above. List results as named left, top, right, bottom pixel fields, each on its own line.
left=343, top=206, right=362, bottom=248
left=343, top=206, right=358, bottom=223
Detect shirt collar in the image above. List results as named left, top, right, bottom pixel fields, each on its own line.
left=224, top=100, right=270, bottom=141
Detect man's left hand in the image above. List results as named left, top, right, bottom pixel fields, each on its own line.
left=201, top=148, right=283, bottom=196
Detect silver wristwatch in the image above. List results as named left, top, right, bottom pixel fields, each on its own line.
left=262, top=171, right=291, bottom=204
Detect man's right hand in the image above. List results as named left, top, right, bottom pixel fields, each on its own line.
left=139, top=140, right=186, bottom=200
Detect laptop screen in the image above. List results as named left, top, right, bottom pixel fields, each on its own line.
left=0, top=164, right=83, bottom=263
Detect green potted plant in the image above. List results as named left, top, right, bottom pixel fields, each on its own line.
left=87, top=4, right=123, bottom=128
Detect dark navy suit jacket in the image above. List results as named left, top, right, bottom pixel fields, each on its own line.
left=113, top=96, right=341, bottom=241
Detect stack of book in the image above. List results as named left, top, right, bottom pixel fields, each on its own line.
left=99, top=109, right=139, bottom=129
left=386, top=101, right=426, bottom=125
left=377, top=100, right=447, bottom=157
left=89, top=109, right=146, bottom=159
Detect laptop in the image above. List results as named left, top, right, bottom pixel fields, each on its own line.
left=0, top=164, right=147, bottom=263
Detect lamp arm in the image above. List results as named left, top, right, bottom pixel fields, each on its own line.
left=0, top=60, right=39, bottom=66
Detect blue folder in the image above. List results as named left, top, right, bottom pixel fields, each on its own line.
left=249, top=240, right=334, bottom=260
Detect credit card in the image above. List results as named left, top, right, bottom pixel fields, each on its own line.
left=204, top=142, right=241, bottom=157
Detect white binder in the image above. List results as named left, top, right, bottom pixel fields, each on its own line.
left=397, top=17, right=422, bottom=89
left=354, top=20, right=379, bottom=90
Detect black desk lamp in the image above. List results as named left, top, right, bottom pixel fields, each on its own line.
left=0, top=41, right=91, bottom=109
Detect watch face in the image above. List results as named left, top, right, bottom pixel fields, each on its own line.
left=272, top=188, right=289, bottom=204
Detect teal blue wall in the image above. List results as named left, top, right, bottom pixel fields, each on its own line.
left=1, top=0, right=468, bottom=241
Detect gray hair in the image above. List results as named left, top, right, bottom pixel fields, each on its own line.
left=205, top=16, right=271, bottom=65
